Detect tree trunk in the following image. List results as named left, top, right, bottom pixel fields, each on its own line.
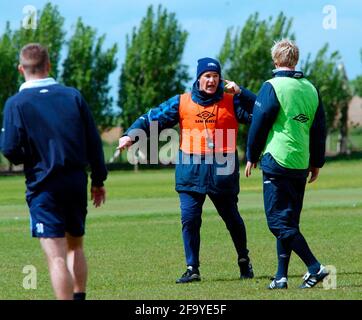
left=337, top=102, right=349, bottom=155
left=336, top=63, right=351, bottom=155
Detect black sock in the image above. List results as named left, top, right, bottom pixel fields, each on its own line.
left=73, top=292, right=86, bottom=300
left=290, top=233, right=319, bottom=271
left=275, top=238, right=291, bottom=279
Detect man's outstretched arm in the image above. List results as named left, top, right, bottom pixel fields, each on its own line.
left=118, top=95, right=180, bottom=151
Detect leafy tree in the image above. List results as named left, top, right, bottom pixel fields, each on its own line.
left=1, top=2, right=65, bottom=127
left=219, top=12, right=294, bottom=93
left=352, top=76, right=362, bottom=96
left=302, top=45, right=352, bottom=154
left=351, top=49, right=362, bottom=96
left=119, top=5, right=189, bottom=128
left=62, top=18, right=118, bottom=129
left=302, top=44, right=351, bottom=133
left=14, top=2, right=65, bottom=80
left=336, top=63, right=352, bottom=154
left=218, top=12, right=294, bottom=154
left=0, top=23, right=18, bottom=125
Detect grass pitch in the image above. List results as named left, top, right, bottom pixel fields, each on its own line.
left=0, top=160, right=361, bottom=300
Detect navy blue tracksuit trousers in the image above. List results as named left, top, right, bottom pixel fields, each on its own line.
left=263, top=172, right=307, bottom=240
left=179, top=191, right=249, bottom=268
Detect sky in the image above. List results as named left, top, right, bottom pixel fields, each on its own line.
left=1, top=0, right=361, bottom=102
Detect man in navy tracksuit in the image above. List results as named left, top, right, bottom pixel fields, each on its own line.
left=118, top=58, right=256, bottom=283
left=0, top=43, right=107, bottom=299
left=245, top=39, right=328, bottom=289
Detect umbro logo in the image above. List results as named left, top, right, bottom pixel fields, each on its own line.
left=196, top=110, right=215, bottom=120
left=293, top=114, right=309, bottom=123
left=195, top=110, right=216, bottom=123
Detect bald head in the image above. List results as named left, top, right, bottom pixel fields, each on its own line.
left=19, top=43, right=50, bottom=77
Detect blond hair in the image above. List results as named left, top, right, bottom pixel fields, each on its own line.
left=271, top=39, right=299, bottom=68
left=20, top=43, right=50, bottom=75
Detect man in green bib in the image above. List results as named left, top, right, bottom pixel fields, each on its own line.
left=245, top=39, right=328, bottom=289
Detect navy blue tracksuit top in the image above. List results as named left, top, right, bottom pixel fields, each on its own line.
left=0, top=83, right=107, bottom=194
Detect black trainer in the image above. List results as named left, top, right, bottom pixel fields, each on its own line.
left=238, top=258, right=254, bottom=279
left=299, top=265, right=329, bottom=289
left=176, top=266, right=201, bottom=284
left=268, top=277, right=288, bottom=289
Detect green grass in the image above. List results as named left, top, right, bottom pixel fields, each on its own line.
left=0, top=160, right=361, bottom=300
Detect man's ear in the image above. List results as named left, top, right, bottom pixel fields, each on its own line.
left=18, top=64, right=24, bottom=75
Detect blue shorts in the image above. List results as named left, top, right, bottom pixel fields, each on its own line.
left=26, top=171, right=88, bottom=238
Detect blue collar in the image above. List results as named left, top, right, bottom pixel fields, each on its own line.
left=272, top=70, right=304, bottom=79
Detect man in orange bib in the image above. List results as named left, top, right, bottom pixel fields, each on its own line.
left=118, top=57, right=256, bottom=283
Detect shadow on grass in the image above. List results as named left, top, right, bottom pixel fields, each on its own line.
left=335, top=271, right=362, bottom=276
left=213, top=273, right=305, bottom=282
left=213, top=271, right=362, bottom=288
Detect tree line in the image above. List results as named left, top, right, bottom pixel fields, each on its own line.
left=0, top=3, right=360, bottom=157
